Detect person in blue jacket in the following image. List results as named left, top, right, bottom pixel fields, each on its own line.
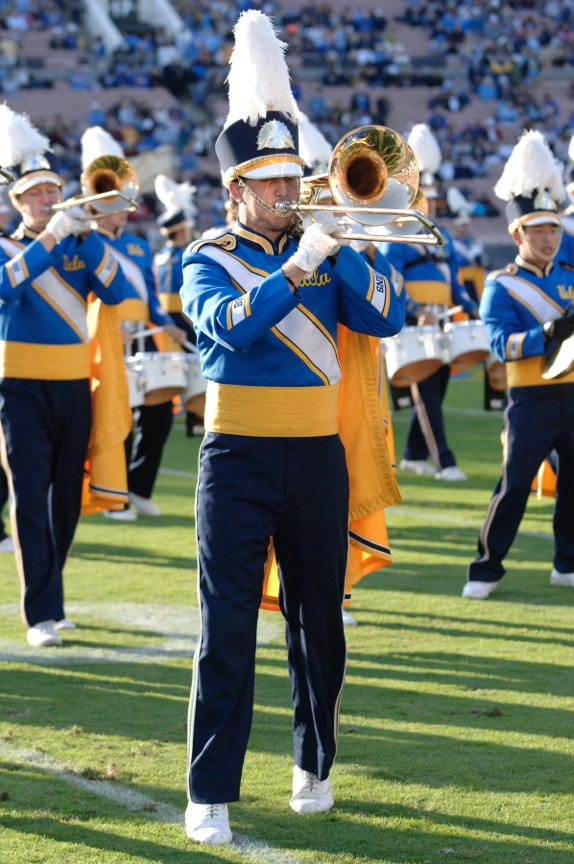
left=181, top=11, right=405, bottom=846
left=0, top=106, right=128, bottom=647
left=380, top=124, right=479, bottom=481
left=463, top=130, right=574, bottom=599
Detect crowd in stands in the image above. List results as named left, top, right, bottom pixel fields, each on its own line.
left=1, top=0, right=574, bottom=236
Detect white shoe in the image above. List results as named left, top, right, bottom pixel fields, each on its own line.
left=342, top=608, right=358, bottom=627
left=185, top=802, right=232, bottom=845
left=461, top=580, right=498, bottom=599
left=550, top=568, right=574, bottom=588
left=26, top=620, right=63, bottom=647
left=54, top=618, right=76, bottom=631
left=290, top=766, right=334, bottom=814
left=435, top=466, right=467, bottom=481
left=103, top=508, right=138, bottom=522
left=0, top=536, right=14, bottom=552
left=129, top=493, right=161, bottom=517
left=400, top=459, right=436, bottom=476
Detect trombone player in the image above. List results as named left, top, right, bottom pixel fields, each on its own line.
left=0, top=106, right=128, bottom=647
left=181, top=10, right=404, bottom=846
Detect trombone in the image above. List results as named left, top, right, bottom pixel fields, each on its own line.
left=46, top=154, right=140, bottom=219
left=276, top=125, right=445, bottom=246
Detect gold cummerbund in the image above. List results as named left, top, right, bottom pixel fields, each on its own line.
left=205, top=381, right=340, bottom=437
left=116, top=298, right=148, bottom=322
left=506, top=356, right=574, bottom=387
left=0, top=341, right=91, bottom=379
left=404, top=280, right=451, bottom=305
left=158, top=293, right=183, bottom=313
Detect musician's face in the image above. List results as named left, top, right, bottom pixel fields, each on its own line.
left=15, top=182, right=62, bottom=232
left=516, top=222, right=561, bottom=266
left=231, top=175, right=299, bottom=239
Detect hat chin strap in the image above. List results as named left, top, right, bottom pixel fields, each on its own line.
left=237, top=177, right=295, bottom=220
left=518, top=223, right=562, bottom=265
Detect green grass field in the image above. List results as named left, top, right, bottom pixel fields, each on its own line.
left=1, top=368, right=573, bottom=864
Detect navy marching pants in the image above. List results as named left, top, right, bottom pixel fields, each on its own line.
left=0, top=378, right=91, bottom=626
left=405, top=364, right=456, bottom=469
left=187, top=432, right=349, bottom=804
left=468, top=383, right=574, bottom=582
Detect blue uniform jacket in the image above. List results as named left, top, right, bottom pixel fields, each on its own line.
left=479, top=255, right=574, bottom=387
left=180, top=223, right=405, bottom=388
left=0, top=223, right=126, bottom=379
left=379, top=229, right=477, bottom=320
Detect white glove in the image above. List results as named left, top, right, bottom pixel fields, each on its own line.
left=46, top=206, right=89, bottom=243
left=289, top=221, right=341, bottom=273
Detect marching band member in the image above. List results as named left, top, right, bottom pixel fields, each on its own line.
left=79, top=128, right=187, bottom=521
left=463, top=130, right=574, bottom=599
left=0, top=107, right=128, bottom=646
left=153, top=174, right=205, bottom=437
left=379, top=124, right=479, bottom=480
left=181, top=11, right=404, bottom=845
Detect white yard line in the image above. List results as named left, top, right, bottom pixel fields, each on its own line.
left=0, top=740, right=304, bottom=864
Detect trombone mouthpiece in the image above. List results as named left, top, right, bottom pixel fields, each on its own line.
left=275, top=201, right=291, bottom=213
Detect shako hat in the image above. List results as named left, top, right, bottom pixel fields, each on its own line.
left=154, top=174, right=197, bottom=234
left=494, top=129, right=564, bottom=233
left=215, top=10, right=305, bottom=187
left=0, top=104, right=61, bottom=198
left=408, top=124, right=441, bottom=198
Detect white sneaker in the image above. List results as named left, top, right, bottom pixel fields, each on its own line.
left=461, top=580, right=498, bottom=599
left=185, top=802, right=232, bottom=845
left=129, top=493, right=161, bottom=517
left=400, top=459, right=436, bottom=476
left=26, top=620, right=63, bottom=647
left=0, top=536, right=14, bottom=552
left=550, top=568, right=574, bottom=588
left=290, top=766, right=334, bottom=814
left=435, top=466, right=467, bottom=481
left=342, top=608, right=358, bottom=627
left=54, top=618, right=76, bottom=631
left=103, top=508, right=138, bottom=522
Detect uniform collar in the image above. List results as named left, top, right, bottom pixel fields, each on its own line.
left=516, top=254, right=554, bottom=278
left=11, top=222, right=39, bottom=241
left=93, top=223, right=124, bottom=240
left=233, top=220, right=292, bottom=255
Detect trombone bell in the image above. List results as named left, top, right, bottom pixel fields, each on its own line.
left=81, top=155, right=140, bottom=214
left=329, top=125, right=419, bottom=226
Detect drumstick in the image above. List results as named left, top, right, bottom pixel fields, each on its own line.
left=436, top=305, right=463, bottom=321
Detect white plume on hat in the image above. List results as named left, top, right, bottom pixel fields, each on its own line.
left=494, top=129, right=564, bottom=203
left=80, top=126, right=125, bottom=170
left=408, top=123, right=441, bottom=174
left=154, top=174, right=198, bottom=221
left=0, top=103, right=51, bottom=169
left=224, top=10, right=297, bottom=128
left=297, top=111, right=332, bottom=170
left=446, top=186, right=471, bottom=217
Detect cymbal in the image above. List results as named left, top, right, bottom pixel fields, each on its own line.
left=542, top=331, right=574, bottom=380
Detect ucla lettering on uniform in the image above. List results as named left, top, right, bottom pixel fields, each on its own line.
left=62, top=254, right=86, bottom=272
left=126, top=243, right=145, bottom=257
left=558, top=284, right=574, bottom=300
left=302, top=270, right=330, bottom=288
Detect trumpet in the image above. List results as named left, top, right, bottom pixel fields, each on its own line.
left=276, top=125, right=445, bottom=246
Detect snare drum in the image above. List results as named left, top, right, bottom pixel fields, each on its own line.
left=384, top=325, right=444, bottom=388
left=132, top=352, right=188, bottom=406
left=183, top=355, right=207, bottom=418
left=442, top=320, right=490, bottom=373
left=125, top=358, right=146, bottom=408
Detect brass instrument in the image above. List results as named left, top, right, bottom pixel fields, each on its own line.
left=276, top=125, right=445, bottom=246
left=0, top=166, right=14, bottom=184
left=49, top=155, right=140, bottom=217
